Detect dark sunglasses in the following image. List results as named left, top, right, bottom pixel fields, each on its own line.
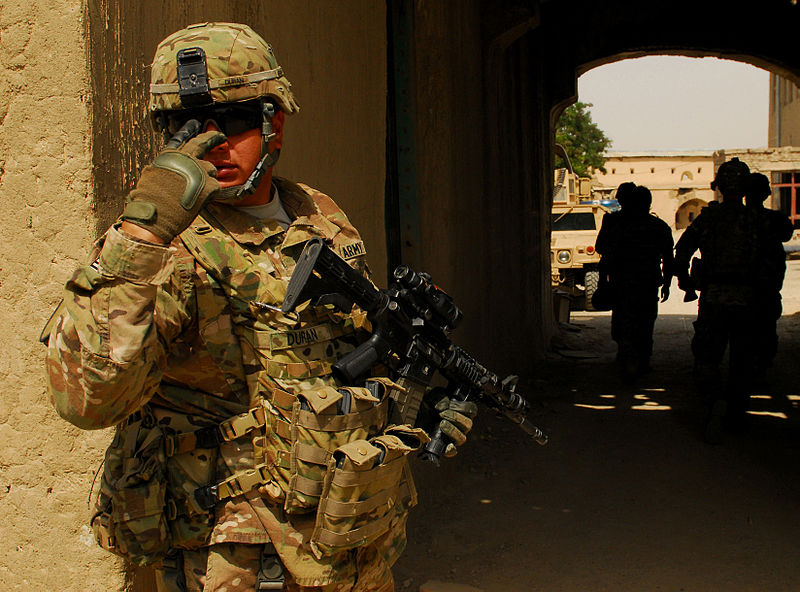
left=165, top=101, right=264, bottom=137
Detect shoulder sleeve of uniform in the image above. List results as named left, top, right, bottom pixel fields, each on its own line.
left=595, top=212, right=619, bottom=252
left=282, top=180, right=370, bottom=275
left=776, top=212, right=794, bottom=242
left=688, top=207, right=711, bottom=231
left=658, top=218, right=675, bottom=248
left=44, top=227, right=191, bottom=429
left=296, top=182, right=362, bottom=241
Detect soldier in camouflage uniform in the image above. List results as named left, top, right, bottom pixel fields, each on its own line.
left=43, top=23, right=475, bottom=591
left=745, top=172, right=793, bottom=378
left=595, top=184, right=674, bottom=380
left=675, top=158, right=768, bottom=442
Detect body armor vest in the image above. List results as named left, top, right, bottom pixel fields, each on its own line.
left=91, top=184, right=426, bottom=568
left=179, top=201, right=425, bottom=557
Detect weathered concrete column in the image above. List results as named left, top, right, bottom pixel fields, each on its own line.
left=0, top=0, right=125, bottom=589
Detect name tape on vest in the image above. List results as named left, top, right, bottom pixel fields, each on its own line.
left=270, top=324, right=334, bottom=351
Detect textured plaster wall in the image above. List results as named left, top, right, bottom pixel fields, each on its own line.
left=0, top=0, right=124, bottom=590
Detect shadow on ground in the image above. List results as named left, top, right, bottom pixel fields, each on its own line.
left=393, top=310, right=800, bottom=592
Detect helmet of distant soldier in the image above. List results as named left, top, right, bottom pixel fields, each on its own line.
left=710, top=157, right=750, bottom=195
left=615, top=182, right=637, bottom=207
left=148, top=22, right=299, bottom=129
left=632, top=184, right=652, bottom=211
left=746, top=172, right=771, bottom=203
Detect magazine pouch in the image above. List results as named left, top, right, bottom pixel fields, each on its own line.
left=260, top=377, right=393, bottom=514
left=309, top=424, right=429, bottom=558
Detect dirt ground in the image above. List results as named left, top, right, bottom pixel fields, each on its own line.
left=392, top=262, right=800, bottom=592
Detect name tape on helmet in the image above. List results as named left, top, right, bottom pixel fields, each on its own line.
left=150, top=67, right=284, bottom=95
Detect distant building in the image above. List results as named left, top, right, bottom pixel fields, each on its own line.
left=768, top=75, right=800, bottom=235
left=770, top=74, right=800, bottom=148
left=713, top=147, right=800, bottom=228
left=593, top=151, right=715, bottom=229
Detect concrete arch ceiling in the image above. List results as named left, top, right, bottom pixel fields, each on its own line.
left=531, top=0, right=800, bottom=110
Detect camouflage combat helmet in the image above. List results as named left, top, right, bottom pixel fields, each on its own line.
left=149, top=23, right=299, bottom=199
left=711, top=157, right=750, bottom=196
left=746, top=172, right=771, bottom=203
left=149, top=22, right=299, bottom=120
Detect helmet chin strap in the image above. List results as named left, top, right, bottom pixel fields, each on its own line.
left=214, top=100, right=279, bottom=203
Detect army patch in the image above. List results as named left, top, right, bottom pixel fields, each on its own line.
left=339, top=241, right=366, bottom=261
left=270, top=324, right=333, bottom=351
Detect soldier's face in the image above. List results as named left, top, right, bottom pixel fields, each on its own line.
left=203, top=124, right=262, bottom=187
left=203, top=110, right=285, bottom=188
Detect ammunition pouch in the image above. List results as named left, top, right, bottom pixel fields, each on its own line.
left=91, top=408, right=172, bottom=566
left=90, top=405, right=267, bottom=565
left=310, top=424, right=428, bottom=558
left=257, top=377, right=398, bottom=514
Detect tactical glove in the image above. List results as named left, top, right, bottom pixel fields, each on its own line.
left=121, top=121, right=227, bottom=243
left=434, top=396, right=479, bottom=458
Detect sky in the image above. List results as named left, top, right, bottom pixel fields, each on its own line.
left=577, top=56, right=770, bottom=153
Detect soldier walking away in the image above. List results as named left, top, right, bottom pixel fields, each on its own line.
left=675, top=158, right=768, bottom=443
left=595, top=183, right=674, bottom=380
left=42, top=23, right=476, bottom=592
left=745, top=172, right=793, bottom=380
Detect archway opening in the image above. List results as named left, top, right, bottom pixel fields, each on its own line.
left=569, top=55, right=770, bottom=233
left=675, top=197, right=709, bottom=229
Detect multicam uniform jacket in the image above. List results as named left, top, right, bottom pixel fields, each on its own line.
left=45, top=177, right=421, bottom=586
left=675, top=201, right=768, bottom=306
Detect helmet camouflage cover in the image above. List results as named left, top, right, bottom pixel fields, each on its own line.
left=149, top=22, right=299, bottom=127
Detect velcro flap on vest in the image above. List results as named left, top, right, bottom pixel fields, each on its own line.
left=364, top=377, right=407, bottom=395
left=333, top=440, right=382, bottom=469
left=296, top=397, right=389, bottom=432
left=294, top=441, right=334, bottom=466
left=338, top=386, right=380, bottom=405
left=300, top=386, right=342, bottom=414
left=379, top=425, right=430, bottom=452
left=318, top=486, right=395, bottom=518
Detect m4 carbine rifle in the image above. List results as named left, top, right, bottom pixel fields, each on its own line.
left=281, top=238, right=549, bottom=464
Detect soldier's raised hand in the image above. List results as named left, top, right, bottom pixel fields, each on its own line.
left=120, top=120, right=227, bottom=243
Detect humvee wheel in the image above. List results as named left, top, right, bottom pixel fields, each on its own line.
left=584, top=269, right=599, bottom=311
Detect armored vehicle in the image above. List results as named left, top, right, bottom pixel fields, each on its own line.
left=550, top=145, right=611, bottom=310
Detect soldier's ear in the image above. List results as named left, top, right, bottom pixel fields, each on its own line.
left=270, top=110, right=286, bottom=151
